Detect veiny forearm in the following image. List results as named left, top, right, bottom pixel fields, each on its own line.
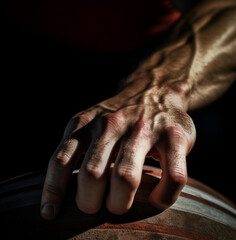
left=117, top=0, right=236, bottom=112
left=186, top=0, right=236, bottom=110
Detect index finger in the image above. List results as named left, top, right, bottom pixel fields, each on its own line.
left=40, top=111, right=97, bottom=220
left=40, top=137, right=81, bottom=220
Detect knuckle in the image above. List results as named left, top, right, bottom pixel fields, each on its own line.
left=103, top=112, right=126, bottom=131
left=93, top=112, right=125, bottom=138
left=168, top=108, right=195, bottom=136
left=164, top=125, right=188, bottom=147
left=164, top=125, right=196, bottom=154
left=75, top=113, right=93, bottom=128
left=53, top=152, right=71, bottom=167
left=116, top=165, right=140, bottom=188
left=167, top=169, right=187, bottom=188
left=84, top=162, right=103, bottom=179
left=166, top=125, right=186, bottom=139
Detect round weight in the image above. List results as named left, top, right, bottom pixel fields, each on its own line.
left=0, top=165, right=235, bottom=239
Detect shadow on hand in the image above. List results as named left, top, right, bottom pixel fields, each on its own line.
left=0, top=168, right=162, bottom=239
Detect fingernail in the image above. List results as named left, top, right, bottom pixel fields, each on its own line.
left=41, top=203, right=55, bottom=220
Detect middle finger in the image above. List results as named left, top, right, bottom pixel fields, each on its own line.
left=76, top=115, right=124, bottom=214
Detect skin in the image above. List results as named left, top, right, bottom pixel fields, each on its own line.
left=38, top=0, right=236, bottom=219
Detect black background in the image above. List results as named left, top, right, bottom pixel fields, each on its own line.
left=1, top=9, right=236, bottom=205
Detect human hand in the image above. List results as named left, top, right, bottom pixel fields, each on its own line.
left=40, top=70, right=196, bottom=220
left=40, top=0, right=236, bottom=220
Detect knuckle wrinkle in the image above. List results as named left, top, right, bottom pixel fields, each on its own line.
left=116, top=166, right=140, bottom=188
left=85, top=163, right=103, bottom=179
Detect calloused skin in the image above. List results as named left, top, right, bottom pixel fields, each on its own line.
left=41, top=83, right=196, bottom=218
left=40, top=0, right=236, bottom=220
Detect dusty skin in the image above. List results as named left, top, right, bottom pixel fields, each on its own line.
left=39, top=0, right=236, bottom=220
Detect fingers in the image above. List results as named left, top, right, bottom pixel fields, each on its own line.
left=41, top=138, right=81, bottom=220
left=106, top=120, right=152, bottom=215
left=41, top=111, right=97, bottom=220
left=76, top=113, right=126, bottom=214
left=41, top=105, right=195, bottom=220
left=76, top=117, right=152, bottom=215
left=149, top=126, right=189, bottom=210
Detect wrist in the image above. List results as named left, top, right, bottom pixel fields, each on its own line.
left=123, top=45, right=194, bottom=112
left=116, top=68, right=191, bottom=113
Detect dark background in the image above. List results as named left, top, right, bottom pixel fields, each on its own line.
left=1, top=7, right=235, bottom=205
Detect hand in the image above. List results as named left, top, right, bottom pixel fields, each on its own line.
left=40, top=0, right=236, bottom=220
left=40, top=71, right=196, bottom=220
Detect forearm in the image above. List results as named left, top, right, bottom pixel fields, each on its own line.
left=116, top=0, right=236, bottom=112
left=40, top=0, right=236, bottom=218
